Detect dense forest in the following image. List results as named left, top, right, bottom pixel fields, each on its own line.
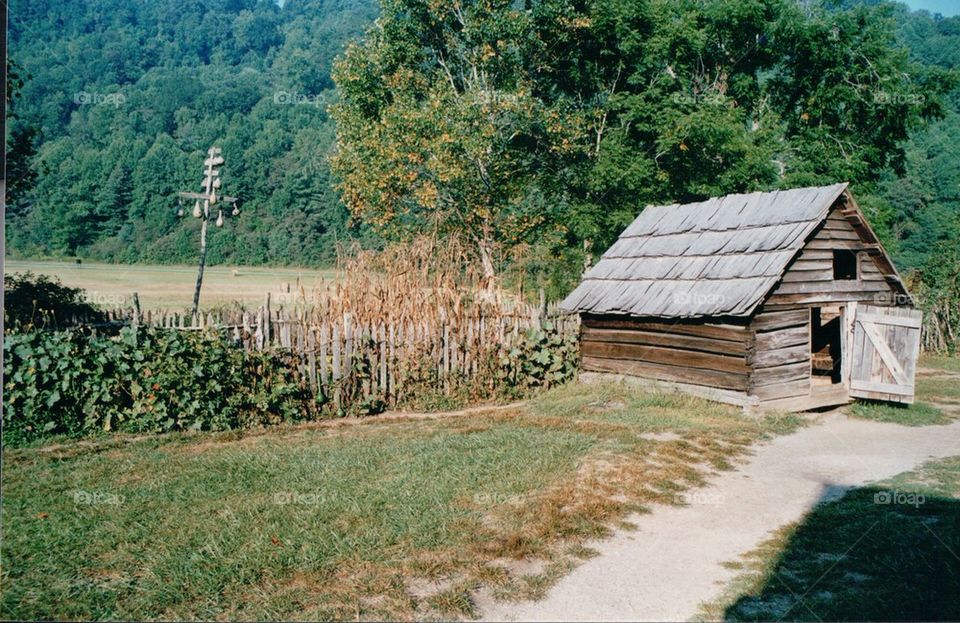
left=6, top=0, right=379, bottom=266
left=5, top=0, right=960, bottom=294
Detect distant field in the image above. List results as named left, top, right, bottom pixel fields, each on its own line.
left=4, top=259, right=339, bottom=311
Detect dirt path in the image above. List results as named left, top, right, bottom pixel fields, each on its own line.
left=480, top=412, right=960, bottom=622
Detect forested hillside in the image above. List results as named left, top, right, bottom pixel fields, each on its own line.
left=880, top=3, right=960, bottom=270
left=5, top=0, right=959, bottom=287
left=6, top=0, right=378, bottom=266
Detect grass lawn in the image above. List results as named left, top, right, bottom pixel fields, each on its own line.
left=847, top=400, right=950, bottom=426
left=847, top=355, right=960, bottom=426
left=3, top=259, right=338, bottom=311
left=1, top=383, right=801, bottom=620
left=922, top=355, right=960, bottom=374
left=697, top=455, right=960, bottom=621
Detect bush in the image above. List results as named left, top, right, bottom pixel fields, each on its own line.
left=499, top=322, right=580, bottom=395
left=2, top=327, right=310, bottom=447
left=3, top=272, right=103, bottom=330
left=3, top=321, right=582, bottom=447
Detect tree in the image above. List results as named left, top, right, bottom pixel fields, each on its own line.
left=330, top=0, right=586, bottom=286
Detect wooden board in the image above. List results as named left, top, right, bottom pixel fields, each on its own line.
left=750, top=309, right=809, bottom=332
left=751, top=343, right=809, bottom=368
left=579, top=371, right=758, bottom=408
left=582, top=356, right=750, bottom=391
left=754, top=325, right=808, bottom=351
left=772, top=281, right=892, bottom=296
left=848, top=304, right=922, bottom=403
left=752, top=361, right=810, bottom=387
left=751, top=379, right=810, bottom=401
left=581, top=340, right=749, bottom=374
left=763, top=290, right=894, bottom=308
left=582, top=315, right=750, bottom=343
left=759, top=384, right=849, bottom=412
left=581, top=326, right=749, bottom=355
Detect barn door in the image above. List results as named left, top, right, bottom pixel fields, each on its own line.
left=849, top=305, right=922, bottom=403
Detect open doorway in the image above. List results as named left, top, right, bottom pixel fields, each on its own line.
left=811, top=306, right=843, bottom=385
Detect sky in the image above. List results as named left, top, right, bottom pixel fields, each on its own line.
left=901, top=0, right=960, bottom=16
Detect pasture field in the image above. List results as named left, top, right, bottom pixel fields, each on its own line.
left=3, top=259, right=338, bottom=311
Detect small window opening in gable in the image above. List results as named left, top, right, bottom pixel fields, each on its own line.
left=833, top=249, right=858, bottom=280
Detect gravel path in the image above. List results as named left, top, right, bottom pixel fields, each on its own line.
left=480, top=412, right=960, bottom=622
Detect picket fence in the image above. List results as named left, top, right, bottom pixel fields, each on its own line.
left=85, top=294, right=580, bottom=408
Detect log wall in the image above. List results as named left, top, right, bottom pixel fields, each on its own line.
left=747, top=309, right=811, bottom=401
left=580, top=315, right=752, bottom=391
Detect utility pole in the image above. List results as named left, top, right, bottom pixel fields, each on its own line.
left=177, top=146, right=239, bottom=322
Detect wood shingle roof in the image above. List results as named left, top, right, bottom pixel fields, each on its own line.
left=561, top=183, right=852, bottom=318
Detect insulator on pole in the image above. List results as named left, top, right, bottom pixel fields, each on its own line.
left=216, top=210, right=224, bottom=227
left=192, top=201, right=202, bottom=218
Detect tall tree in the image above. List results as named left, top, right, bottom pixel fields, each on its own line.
left=332, top=0, right=945, bottom=293
left=331, top=0, right=585, bottom=286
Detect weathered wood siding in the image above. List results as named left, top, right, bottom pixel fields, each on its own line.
left=764, top=205, right=898, bottom=310
left=580, top=314, right=751, bottom=391
left=747, top=309, right=811, bottom=401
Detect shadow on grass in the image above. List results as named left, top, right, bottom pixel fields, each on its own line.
left=725, top=485, right=960, bottom=622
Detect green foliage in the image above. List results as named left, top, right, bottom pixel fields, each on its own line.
left=2, top=320, right=582, bottom=446
left=499, top=322, right=580, bottom=392
left=854, top=4, right=960, bottom=276
left=847, top=399, right=949, bottom=426
left=3, top=272, right=103, bottom=330
left=330, top=0, right=586, bottom=278
left=330, top=0, right=952, bottom=296
left=2, top=327, right=309, bottom=447
left=7, top=0, right=959, bottom=305
left=6, top=0, right=379, bottom=265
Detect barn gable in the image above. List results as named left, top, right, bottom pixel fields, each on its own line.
left=763, top=197, right=909, bottom=309
left=561, top=184, right=909, bottom=318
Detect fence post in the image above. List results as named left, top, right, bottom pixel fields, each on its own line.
left=307, top=328, right=318, bottom=400
left=538, top=287, right=547, bottom=327
left=131, top=292, right=141, bottom=329
left=343, top=314, right=353, bottom=381
left=378, top=324, right=387, bottom=401
left=319, top=323, right=329, bottom=388
left=255, top=307, right=264, bottom=350
left=388, top=323, right=396, bottom=404
left=264, top=292, right=272, bottom=347
left=332, top=325, right=342, bottom=382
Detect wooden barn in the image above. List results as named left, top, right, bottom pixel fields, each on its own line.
left=561, top=183, right=923, bottom=411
